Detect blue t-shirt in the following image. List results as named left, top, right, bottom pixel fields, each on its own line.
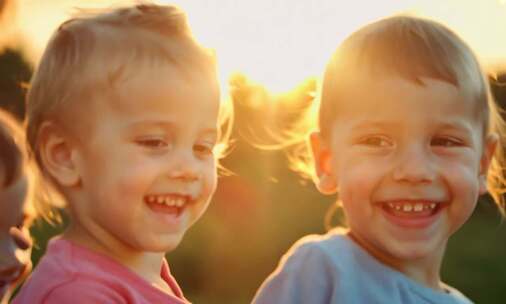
left=253, top=230, right=473, bottom=304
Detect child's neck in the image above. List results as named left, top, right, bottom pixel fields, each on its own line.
left=347, top=231, right=446, bottom=291
left=401, top=260, right=444, bottom=291
left=63, top=222, right=170, bottom=292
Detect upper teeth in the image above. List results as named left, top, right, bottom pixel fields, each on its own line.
left=403, top=204, right=413, bottom=212
left=146, top=195, right=187, bottom=207
left=387, top=202, right=437, bottom=212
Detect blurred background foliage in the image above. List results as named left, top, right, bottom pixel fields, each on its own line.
left=1, top=42, right=506, bottom=304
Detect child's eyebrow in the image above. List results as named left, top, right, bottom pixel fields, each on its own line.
left=128, top=120, right=218, bottom=137
left=435, top=121, right=473, bottom=133
left=200, top=128, right=218, bottom=137
left=349, top=120, right=473, bottom=132
left=128, top=120, right=176, bottom=129
left=349, top=121, right=398, bottom=131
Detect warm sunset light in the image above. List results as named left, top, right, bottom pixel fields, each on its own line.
left=6, top=0, right=506, bottom=92
left=2, top=2, right=506, bottom=303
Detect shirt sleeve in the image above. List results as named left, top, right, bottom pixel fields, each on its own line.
left=42, top=279, right=126, bottom=304
left=252, top=240, right=338, bottom=304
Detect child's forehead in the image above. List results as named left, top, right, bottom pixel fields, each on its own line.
left=127, top=64, right=215, bottom=88
left=105, top=74, right=219, bottom=115
left=340, top=66, right=470, bottom=98
left=68, top=65, right=220, bottom=132
left=331, top=74, right=481, bottom=125
left=338, top=71, right=460, bottom=101
left=60, top=63, right=215, bottom=118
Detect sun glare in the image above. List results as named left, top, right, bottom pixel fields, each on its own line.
left=9, top=0, right=506, bottom=93
left=169, top=0, right=418, bottom=92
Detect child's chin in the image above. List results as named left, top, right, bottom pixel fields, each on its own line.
left=144, top=233, right=186, bottom=253
left=389, top=244, right=439, bottom=262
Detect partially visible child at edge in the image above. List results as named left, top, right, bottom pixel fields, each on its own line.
left=253, top=15, right=506, bottom=304
left=0, top=110, right=35, bottom=304
left=13, top=3, right=231, bottom=304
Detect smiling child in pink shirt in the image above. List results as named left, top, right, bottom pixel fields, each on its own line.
left=13, top=3, right=230, bottom=303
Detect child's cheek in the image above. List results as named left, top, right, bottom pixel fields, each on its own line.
left=443, top=162, right=480, bottom=232
left=338, top=158, right=385, bottom=188
left=102, top=152, right=160, bottom=203
left=118, top=164, right=156, bottom=194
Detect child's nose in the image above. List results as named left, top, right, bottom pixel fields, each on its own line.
left=392, top=145, right=436, bottom=183
left=166, top=150, right=201, bottom=181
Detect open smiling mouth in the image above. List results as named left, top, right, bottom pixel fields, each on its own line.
left=378, top=200, right=445, bottom=228
left=143, top=194, right=191, bottom=216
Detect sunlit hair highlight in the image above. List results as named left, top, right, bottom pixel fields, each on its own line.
left=25, top=3, right=232, bottom=222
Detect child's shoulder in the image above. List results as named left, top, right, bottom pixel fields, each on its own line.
left=269, top=228, right=360, bottom=287
left=26, top=237, right=110, bottom=278
left=13, top=277, right=124, bottom=303
left=13, top=238, right=137, bottom=303
left=14, top=238, right=189, bottom=304
left=253, top=229, right=358, bottom=304
left=12, top=238, right=122, bottom=303
left=254, top=229, right=474, bottom=304
left=281, top=228, right=355, bottom=267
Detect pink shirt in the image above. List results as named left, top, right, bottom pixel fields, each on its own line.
left=12, top=238, right=190, bottom=304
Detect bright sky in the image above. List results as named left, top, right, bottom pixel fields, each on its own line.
left=9, top=0, right=506, bottom=92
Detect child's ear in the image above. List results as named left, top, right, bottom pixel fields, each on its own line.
left=38, top=121, right=81, bottom=187
left=310, top=132, right=337, bottom=195
left=479, top=133, right=498, bottom=195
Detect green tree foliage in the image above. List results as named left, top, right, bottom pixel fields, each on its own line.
left=0, top=48, right=32, bottom=119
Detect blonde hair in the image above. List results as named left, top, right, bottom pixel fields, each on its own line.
left=281, top=15, right=506, bottom=223
left=26, top=3, right=232, bottom=222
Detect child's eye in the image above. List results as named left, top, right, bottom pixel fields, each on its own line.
left=358, top=136, right=392, bottom=147
left=194, top=143, right=215, bottom=156
left=431, top=137, right=463, bottom=147
left=136, top=138, right=169, bottom=149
